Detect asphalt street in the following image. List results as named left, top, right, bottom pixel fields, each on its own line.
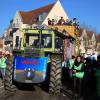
left=0, top=65, right=97, bottom=100
left=1, top=85, right=70, bottom=100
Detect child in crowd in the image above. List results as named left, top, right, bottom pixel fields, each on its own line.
left=0, top=52, right=6, bottom=81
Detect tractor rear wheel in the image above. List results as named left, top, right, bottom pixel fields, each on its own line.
left=49, top=55, right=61, bottom=94
left=4, top=60, right=17, bottom=92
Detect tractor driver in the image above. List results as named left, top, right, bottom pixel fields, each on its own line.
left=43, top=37, right=52, bottom=48
left=32, top=39, right=39, bottom=48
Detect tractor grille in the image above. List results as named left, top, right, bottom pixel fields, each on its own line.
left=23, top=48, right=44, bottom=58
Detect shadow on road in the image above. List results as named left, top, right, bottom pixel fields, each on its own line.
left=14, top=82, right=36, bottom=91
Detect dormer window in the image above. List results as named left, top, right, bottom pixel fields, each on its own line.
left=39, top=12, right=48, bottom=22
left=12, top=18, right=20, bottom=28
left=16, top=19, right=19, bottom=23
left=39, top=14, right=43, bottom=22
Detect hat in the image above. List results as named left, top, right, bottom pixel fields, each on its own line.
left=5, top=51, right=10, bottom=55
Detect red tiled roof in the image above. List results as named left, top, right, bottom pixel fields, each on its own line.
left=19, top=3, right=54, bottom=24
left=77, top=28, right=97, bottom=40
left=0, top=38, right=3, bottom=44
left=86, top=30, right=94, bottom=39
left=96, top=34, right=100, bottom=43
left=0, top=38, right=3, bottom=48
left=0, top=44, right=3, bottom=48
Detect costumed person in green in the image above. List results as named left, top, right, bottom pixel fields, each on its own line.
left=67, top=55, right=75, bottom=91
left=95, top=55, right=100, bottom=100
left=67, top=55, right=75, bottom=77
left=0, top=52, right=6, bottom=81
left=0, top=51, right=2, bottom=79
left=72, top=55, right=84, bottom=100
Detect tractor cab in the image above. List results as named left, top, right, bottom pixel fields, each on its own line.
left=13, top=29, right=66, bottom=58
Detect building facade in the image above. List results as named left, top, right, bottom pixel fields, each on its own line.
left=3, top=0, right=70, bottom=52
left=78, top=28, right=97, bottom=55
left=96, top=34, right=100, bottom=54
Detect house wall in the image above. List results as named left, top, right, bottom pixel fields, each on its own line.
left=79, top=29, right=87, bottom=54
left=97, top=43, right=100, bottom=54
left=20, top=24, right=31, bottom=29
left=79, top=29, right=98, bottom=55
left=42, top=1, right=69, bottom=25
left=12, top=12, right=23, bottom=28
left=91, top=33, right=96, bottom=47
left=80, top=29, right=88, bottom=46
left=13, top=30, right=22, bottom=49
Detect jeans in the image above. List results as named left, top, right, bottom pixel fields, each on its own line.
left=0, top=68, right=6, bottom=80
left=73, top=77, right=83, bottom=98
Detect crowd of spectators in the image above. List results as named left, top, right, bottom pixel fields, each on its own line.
left=47, top=17, right=80, bottom=29
left=62, top=54, right=100, bottom=100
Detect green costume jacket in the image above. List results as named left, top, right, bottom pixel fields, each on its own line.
left=0, top=57, right=6, bottom=68
left=73, top=63, right=84, bottom=78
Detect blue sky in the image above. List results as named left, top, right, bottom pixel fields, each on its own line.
left=0, top=0, right=100, bottom=36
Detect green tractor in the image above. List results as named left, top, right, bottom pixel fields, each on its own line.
left=4, top=28, right=74, bottom=94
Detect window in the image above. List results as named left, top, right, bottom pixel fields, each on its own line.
left=24, top=33, right=52, bottom=48
left=41, top=34, right=52, bottom=48
left=16, top=19, right=18, bottom=23
left=15, top=36, right=19, bottom=49
left=25, top=34, right=40, bottom=48
left=39, top=14, right=43, bottom=22
left=12, top=18, right=20, bottom=28
left=55, top=38, right=61, bottom=49
left=39, top=12, right=47, bottom=22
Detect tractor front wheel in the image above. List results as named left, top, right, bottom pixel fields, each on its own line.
left=4, top=60, right=17, bottom=92
left=49, top=55, right=62, bottom=94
